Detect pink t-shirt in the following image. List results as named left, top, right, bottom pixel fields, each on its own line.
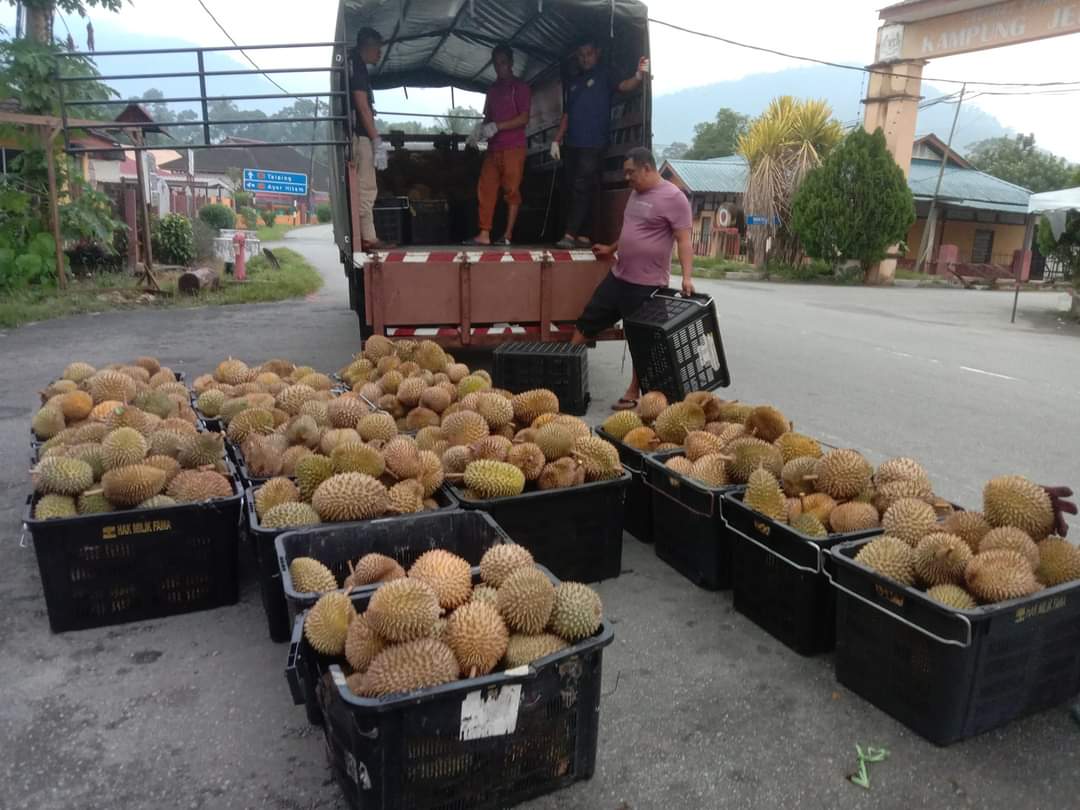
left=612, top=181, right=693, bottom=286
left=485, top=78, right=531, bottom=151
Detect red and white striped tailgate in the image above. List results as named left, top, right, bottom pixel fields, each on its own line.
left=355, top=249, right=598, bottom=264
left=386, top=323, right=578, bottom=338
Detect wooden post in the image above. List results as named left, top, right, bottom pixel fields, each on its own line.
left=43, top=126, right=67, bottom=290
left=131, top=130, right=154, bottom=272
left=123, top=180, right=139, bottom=271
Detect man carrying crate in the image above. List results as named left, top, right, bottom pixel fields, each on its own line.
left=571, top=147, right=695, bottom=411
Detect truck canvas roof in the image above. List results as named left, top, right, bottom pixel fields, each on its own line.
left=339, top=0, right=649, bottom=93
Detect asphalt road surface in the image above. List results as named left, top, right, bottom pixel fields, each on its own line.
left=1, top=225, right=1078, bottom=810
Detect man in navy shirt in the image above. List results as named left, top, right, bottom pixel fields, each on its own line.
left=551, top=37, right=648, bottom=250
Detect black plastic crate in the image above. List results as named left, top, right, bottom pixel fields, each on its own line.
left=373, top=197, right=409, bottom=245
left=23, top=475, right=243, bottom=633
left=723, top=491, right=883, bottom=656
left=641, top=451, right=739, bottom=590
left=827, top=538, right=1080, bottom=745
left=246, top=486, right=457, bottom=643
left=409, top=199, right=450, bottom=244
left=277, top=509, right=506, bottom=636
left=623, top=289, right=731, bottom=401
left=450, top=473, right=629, bottom=583
left=286, top=568, right=614, bottom=809
left=492, top=341, right=589, bottom=416
left=596, top=428, right=664, bottom=544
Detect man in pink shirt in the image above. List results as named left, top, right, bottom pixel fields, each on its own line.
left=468, top=44, right=531, bottom=246
left=572, top=147, right=696, bottom=410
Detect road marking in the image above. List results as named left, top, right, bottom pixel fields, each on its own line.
left=960, top=366, right=1018, bottom=381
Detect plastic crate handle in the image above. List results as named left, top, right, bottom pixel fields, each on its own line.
left=285, top=613, right=307, bottom=705
left=823, top=562, right=973, bottom=648
left=640, top=465, right=717, bottom=518
left=649, top=289, right=713, bottom=308
left=725, top=521, right=821, bottom=574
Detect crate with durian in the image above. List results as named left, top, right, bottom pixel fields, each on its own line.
left=828, top=473, right=1080, bottom=745
left=287, top=541, right=613, bottom=809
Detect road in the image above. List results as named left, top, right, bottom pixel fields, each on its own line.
left=0, top=224, right=1077, bottom=810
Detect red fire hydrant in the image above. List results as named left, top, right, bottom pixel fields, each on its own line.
left=233, top=231, right=247, bottom=281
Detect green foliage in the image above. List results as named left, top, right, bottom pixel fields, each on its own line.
left=198, top=203, right=236, bottom=231
left=192, top=219, right=217, bottom=261
left=791, top=128, right=915, bottom=271
left=660, top=142, right=689, bottom=161
left=0, top=231, right=56, bottom=290
left=1037, top=214, right=1080, bottom=285
left=967, top=134, right=1077, bottom=194
left=152, top=214, right=195, bottom=266
left=233, top=191, right=253, bottom=207
left=0, top=38, right=116, bottom=117
left=261, top=208, right=277, bottom=227
left=434, top=106, right=482, bottom=136
left=316, top=203, right=332, bottom=223
left=238, top=206, right=259, bottom=227
left=684, top=109, right=749, bottom=160
left=60, top=184, right=122, bottom=245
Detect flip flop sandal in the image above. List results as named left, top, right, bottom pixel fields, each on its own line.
left=611, top=398, right=638, bottom=411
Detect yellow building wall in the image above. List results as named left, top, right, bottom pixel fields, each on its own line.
left=903, top=219, right=1027, bottom=265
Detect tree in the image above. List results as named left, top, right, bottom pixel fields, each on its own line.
left=684, top=108, right=748, bottom=160
left=791, top=128, right=916, bottom=274
left=967, top=134, right=1076, bottom=194
left=16, top=0, right=123, bottom=44
left=660, top=142, right=689, bottom=161
left=1037, top=213, right=1080, bottom=285
left=434, top=106, right=482, bottom=136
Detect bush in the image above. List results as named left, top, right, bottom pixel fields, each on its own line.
left=152, top=214, right=196, bottom=266
left=316, top=203, right=332, bottom=223
left=198, top=203, right=236, bottom=231
left=65, top=239, right=122, bottom=275
left=0, top=232, right=57, bottom=291
left=192, top=219, right=218, bottom=262
left=260, top=208, right=277, bottom=227
left=233, top=191, right=253, bottom=208
left=239, top=207, right=259, bottom=228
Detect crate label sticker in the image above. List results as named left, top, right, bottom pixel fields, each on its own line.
left=344, top=751, right=372, bottom=790
left=1014, top=595, right=1067, bottom=623
left=753, top=520, right=771, bottom=537
left=101, top=519, right=172, bottom=540
left=874, top=583, right=905, bottom=607
left=459, top=684, right=522, bottom=740
left=332, top=669, right=347, bottom=687
left=695, top=335, right=721, bottom=372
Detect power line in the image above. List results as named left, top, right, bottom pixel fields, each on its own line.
left=195, top=0, right=291, bottom=95
left=648, top=17, right=1080, bottom=90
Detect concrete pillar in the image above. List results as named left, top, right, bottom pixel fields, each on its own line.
left=935, top=243, right=959, bottom=278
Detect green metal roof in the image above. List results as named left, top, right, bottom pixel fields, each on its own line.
left=662, top=157, right=748, bottom=194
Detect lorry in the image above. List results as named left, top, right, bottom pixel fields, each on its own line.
left=329, top=0, right=652, bottom=346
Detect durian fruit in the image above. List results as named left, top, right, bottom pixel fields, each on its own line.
left=706, top=421, right=746, bottom=446
left=622, top=426, right=659, bottom=451
left=214, top=358, right=252, bottom=386
left=854, top=536, right=916, bottom=586
left=255, top=477, right=301, bottom=519
left=34, top=493, right=78, bottom=520
left=289, top=557, right=338, bottom=593
left=497, top=567, right=556, bottom=634
left=774, top=432, right=822, bottom=463
left=296, top=455, right=335, bottom=501
left=33, top=456, right=95, bottom=496
left=331, top=442, right=385, bottom=477
left=63, top=361, right=97, bottom=383
left=471, top=393, right=511, bottom=431
left=965, top=550, right=1042, bottom=603
left=653, top=402, right=706, bottom=444
left=664, top=456, right=694, bottom=477
left=32, top=407, right=66, bottom=440
left=362, top=334, right=396, bottom=361
left=285, top=415, right=322, bottom=449
left=366, top=578, right=441, bottom=642
left=105, top=404, right=155, bottom=436
left=469, top=435, right=513, bottom=463
left=684, top=430, right=726, bottom=462
left=59, top=390, right=94, bottom=422
left=814, top=449, right=873, bottom=501
left=226, top=408, right=275, bottom=444
left=276, top=383, right=319, bottom=416
left=728, top=442, right=784, bottom=484
left=138, top=495, right=177, bottom=509
left=548, top=582, right=602, bottom=642
left=1035, top=538, right=1080, bottom=587
left=926, top=584, right=978, bottom=610
left=982, top=475, right=1055, bottom=541
left=873, top=478, right=935, bottom=514
left=979, top=527, right=1039, bottom=569
left=744, top=405, right=790, bottom=442
left=790, top=513, right=827, bottom=538
left=101, top=427, right=149, bottom=471
left=415, top=340, right=449, bottom=372
left=463, top=460, right=525, bottom=499
left=443, top=410, right=490, bottom=448
left=304, top=591, right=356, bottom=655
left=353, top=638, right=459, bottom=697
left=471, top=584, right=499, bottom=606
left=102, top=465, right=167, bottom=507
left=941, top=511, right=992, bottom=555
left=88, top=370, right=137, bottom=404
left=874, top=457, right=929, bottom=488
left=717, top=401, right=754, bottom=423
left=913, top=532, right=973, bottom=587
left=457, top=374, right=491, bottom=398
left=446, top=602, right=510, bottom=676
left=781, top=456, right=819, bottom=497
left=602, top=410, right=643, bottom=441
left=144, top=454, right=182, bottom=485
left=312, top=473, right=388, bottom=522
left=572, top=436, right=621, bottom=482
left=320, top=428, right=362, bottom=456
left=828, top=502, right=881, bottom=534
left=357, top=411, right=398, bottom=443
left=327, top=396, right=367, bottom=429
left=344, top=614, right=385, bottom=673
left=744, top=468, right=788, bottom=523
left=534, top=422, right=576, bottom=462
left=77, top=490, right=114, bottom=515
left=537, top=457, right=585, bottom=490
left=506, top=443, right=546, bottom=482
left=441, top=445, right=473, bottom=475
left=504, top=634, right=569, bottom=668
left=386, top=480, right=425, bottom=515
left=690, top=454, right=730, bottom=488
left=636, top=391, right=668, bottom=424
left=800, top=492, right=837, bottom=524
left=178, top=432, right=226, bottom=470
left=480, top=544, right=535, bottom=587
left=344, top=553, right=406, bottom=588
left=882, top=498, right=939, bottom=547
left=166, top=470, right=233, bottom=502
left=511, top=389, right=560, bottom=425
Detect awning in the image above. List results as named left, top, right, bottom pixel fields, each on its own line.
left=1029, top=186, right=1080, bottom=239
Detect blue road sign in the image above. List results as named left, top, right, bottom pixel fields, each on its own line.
left=746, top=214, right=781, bottom=226
left=242, top=168, right=308, bottom=196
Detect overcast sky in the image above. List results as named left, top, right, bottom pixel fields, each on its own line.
left=6, top=0, right=1080, bottom=161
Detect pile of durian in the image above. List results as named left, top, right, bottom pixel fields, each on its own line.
left=29, top=358, right=235, bottom=519
left=855, top=474, right=1080, bottom=607
left=296, top=543, right=603, bottom=698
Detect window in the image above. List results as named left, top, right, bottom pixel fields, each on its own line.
left=972, top=229, right=995, bottom=264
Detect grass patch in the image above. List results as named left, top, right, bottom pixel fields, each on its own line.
left=256, top=222, right=300, bottom=241
left=674, top=257, right=751, bottom=280
left=0, top=248, right=322, bottom=329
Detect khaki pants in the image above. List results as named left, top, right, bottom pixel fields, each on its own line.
left=351, top=134, right=378, bottom=242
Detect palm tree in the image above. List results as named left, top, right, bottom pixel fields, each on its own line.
left=739, top=97, right=843, bottom=265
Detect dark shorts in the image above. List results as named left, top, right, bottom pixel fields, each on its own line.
left=576, top=271, right=660, bottom=338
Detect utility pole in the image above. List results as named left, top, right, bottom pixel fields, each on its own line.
left=307, top=99, right=319, bottom=223
left=914, top=83, right=965, bottom=275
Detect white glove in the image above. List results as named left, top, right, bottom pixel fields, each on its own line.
left=549, top=141, right=561, bottom=161
left=373, top=138, right=389, bottom=171
left=636, top=57, right=650, bottom=79
left=466, top=122, right=483, bottom=149
left=481, top=122, right=499, bottom=140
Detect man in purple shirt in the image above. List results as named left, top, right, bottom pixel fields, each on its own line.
left=467, top=44, right=531, bottom=246
left=573, top=147, right=695, bottom=410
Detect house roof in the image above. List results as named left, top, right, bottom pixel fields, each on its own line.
left=912, top=133, right=973, bottom=169
left=158, top=139, right=330, bottom=191
left=661, top=156, right=749, bottom=194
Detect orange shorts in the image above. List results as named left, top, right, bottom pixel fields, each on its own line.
left=477, top=147, right=526, bottom=231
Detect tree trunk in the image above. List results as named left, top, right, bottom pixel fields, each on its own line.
left=26, top=4, right=54, bottom=44
left=178, top=267, right=220, bottom=295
